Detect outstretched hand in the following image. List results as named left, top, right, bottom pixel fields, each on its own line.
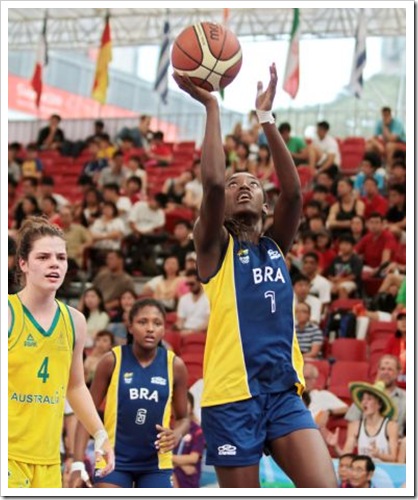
left=255, top=63, right=278, bottom=111
left=172, top=72, right=217, bottom=107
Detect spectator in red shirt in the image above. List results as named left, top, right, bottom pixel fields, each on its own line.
left=384, top=309, right=406, bottom=389
left=314, top=229, right=337, bottom=274
left=355, top=212, right=397, bottom=277
left=146, top=131, right=173, bottom=166
left=361, top=176, right=389, bottom=219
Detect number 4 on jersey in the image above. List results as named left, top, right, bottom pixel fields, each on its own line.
left=37, top=357, right=50, bottom=383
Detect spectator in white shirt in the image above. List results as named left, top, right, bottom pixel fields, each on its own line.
left=102, top=183, right=132, bottom=234
left=183, top=160, right=203, bottom=214
left=175, top=269, right=210, bottom=335
left=302, top=252, right=332, bottom=315
left=293, top=274, right=322, bottom=324
left=310, top=121, right=341, bottom=179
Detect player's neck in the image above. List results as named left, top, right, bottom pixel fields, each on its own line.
left=18, top=286, right=57, bottom=312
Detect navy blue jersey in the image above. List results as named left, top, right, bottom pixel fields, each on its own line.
left=104, top=345, right=175, bottom=471
left=202, top=235, right=305, bottom=406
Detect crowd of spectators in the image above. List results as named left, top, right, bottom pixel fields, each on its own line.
left=8, top=105, right=407, bottom=487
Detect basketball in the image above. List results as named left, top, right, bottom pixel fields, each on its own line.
left=171, top=22, right=243, bottom=92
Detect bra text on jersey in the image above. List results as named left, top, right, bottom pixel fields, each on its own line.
left=129, top=387, right=159, bottom=402
left=252, top=266, right=286, bottom=284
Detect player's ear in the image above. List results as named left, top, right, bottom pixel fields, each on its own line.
left=262, top=203, right=269, bottom=217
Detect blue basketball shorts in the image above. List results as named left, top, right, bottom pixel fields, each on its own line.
left=201, top=389, right=317, bottom=467
left=94, top=468, right=173, bottom=488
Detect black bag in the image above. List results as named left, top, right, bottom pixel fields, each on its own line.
left=325, top=309, right=357, bottom=339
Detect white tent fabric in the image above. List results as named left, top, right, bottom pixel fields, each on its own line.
left=8, top=7, right=406, bottom=50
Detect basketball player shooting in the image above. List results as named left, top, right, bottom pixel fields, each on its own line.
left=172, top=64, right=338, bottom=488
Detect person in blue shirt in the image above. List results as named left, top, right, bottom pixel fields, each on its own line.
left=366, top=107, right=406, bottom=166
left=353, top=152, right=386, bottom=196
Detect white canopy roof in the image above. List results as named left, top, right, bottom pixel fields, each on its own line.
left=8, top=7, right=406, bottom=50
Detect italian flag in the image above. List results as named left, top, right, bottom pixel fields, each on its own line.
left=91, top=15, right=112, bottom=104
left=283, top=8, right=300, bottom=99
left=31, top=18, right=48, bottom=108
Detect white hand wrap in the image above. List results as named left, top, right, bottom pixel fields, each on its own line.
left=70, top=461, right=90, bottom=482
left=94, top=429, right=108, bottom=454
left=256, top=109, right=275, bottom=124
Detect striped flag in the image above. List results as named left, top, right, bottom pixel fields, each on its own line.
left=348, top=10, right=367, bottom=98
left=154, top=20, right=170, bottom=104
left=92, top=15, right=112, bottom=104
left=283, top=8, right=300, bottom=99
left=31, top=17, right=48, bottom=108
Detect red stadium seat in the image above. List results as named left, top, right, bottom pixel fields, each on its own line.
left=367, top=320, right=397, bottom=343
left=304, top=359, right=330, bottom=389
left=328, top=361, right=370, bottom=404
left=180, top=332, right=206, bottom=355
left=362, top=276, right=384, bottom=297
left=163, top=330, right=182, bottom=355
left=329, top=298, right=364, bottom=313
left=368, top=337, right=389, bottom=356
left=181, top=352, right=204, bottom=387
left=329, top=338, right=368, bottom=362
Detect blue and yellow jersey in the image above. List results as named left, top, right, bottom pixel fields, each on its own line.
left=8, top=294, right=75, bottom=465
left=104, top=345, right=175, bottom=471
left=201, top=234, right=305, bottom=407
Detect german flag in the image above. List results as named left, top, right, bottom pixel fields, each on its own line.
left=91, top=15, right=112, bottom=104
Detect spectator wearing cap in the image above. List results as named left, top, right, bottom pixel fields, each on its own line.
left=384, top=309, right=406, bottom=389
left=326, top=233, right=363, bottom=299
left=325, top=381, right=398, bottom=463
left=349, top=455, right=376, bottom=488
left=361, top=176, right=389, bottom=219
left=355, top=212, right=398, bottom=277
left=345, top=354, right=406, bottom=437
left=353, top=152, right=385, bottom=196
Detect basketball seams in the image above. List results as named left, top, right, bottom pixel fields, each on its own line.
left=171, top=21, right=242, bottom=92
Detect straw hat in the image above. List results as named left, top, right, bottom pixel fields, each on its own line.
left=349, top=380, right=397, bottom=420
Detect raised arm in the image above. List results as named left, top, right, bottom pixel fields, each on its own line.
left=256, top=64, right=302, bottom=254
left=172, top=73, right=228, bottom=281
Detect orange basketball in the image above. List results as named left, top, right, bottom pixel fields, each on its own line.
left=171, top=22, right=243, bottom=92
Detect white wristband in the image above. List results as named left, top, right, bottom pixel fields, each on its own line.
left=94, top=429, right=108, bottom=453
left=70, top=461, right=86, bottom=473
left=70, top=461, right=90, bottom=482
left=256, top=109, right=275, bottom=124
